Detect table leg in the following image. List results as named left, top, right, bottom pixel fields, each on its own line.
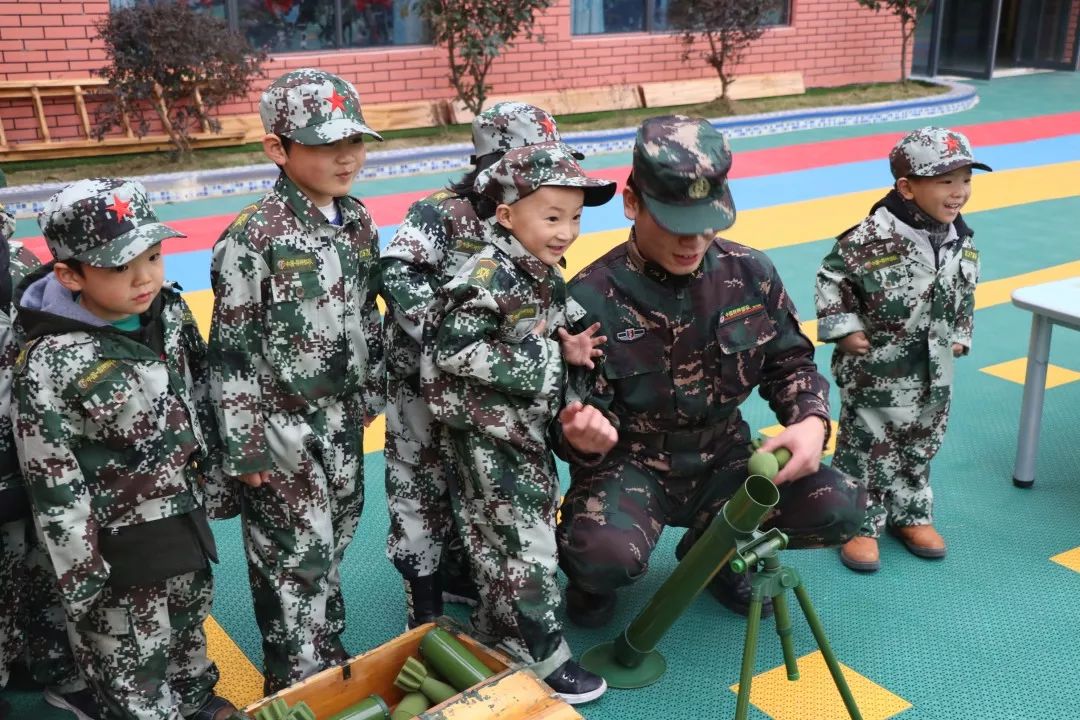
left=1013, top=314, right=1053, bottom=488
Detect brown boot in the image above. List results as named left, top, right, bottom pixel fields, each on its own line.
left=891, top=524, right=946, bottom=559
left=839, top=536, right=880, bottom=572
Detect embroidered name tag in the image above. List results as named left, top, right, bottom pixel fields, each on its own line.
left=719, top=302, right=765, bottom=324
left=962, top=248, right=979, bottom=262
left=508, top=304, right=539, bottom=324
left=276, top=254, right=317, bottom=274
left=865, top=253, right=902, bottom=271
left=454, top=237, right=485, bottom=254
left=616, top=327, right=645, bottom=342
left=77, top=359, right=120, bottom=392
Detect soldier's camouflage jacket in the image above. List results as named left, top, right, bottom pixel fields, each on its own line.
left=381, top=189, right=485, bottom=379
left=208, top=173, right=384, bottom=475
left=815, top=205, right=978, bottom=405
left=562, top=234, right=830, bottom=454
left=420, top=221, right=581, bottom=456
left=11, top=271, right=220, bottom=620
left=1, top=237, right=40, bottom=494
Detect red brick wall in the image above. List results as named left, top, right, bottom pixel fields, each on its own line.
left=1, top=0, right=907, bottom=145
left=1065, top=0, right=1080, bottom=64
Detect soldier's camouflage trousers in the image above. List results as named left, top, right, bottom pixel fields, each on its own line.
left=557, top=421, right=865, bottom=595
left=68, top=568, right=217, bottom=720
left=832, top=389, right=951, bottom=538
left=444, top=428, right=571, bottom=680
left=242, top=395, right=364, bottom=695
left=0, top=519, right=84, bottom=693
left=384, top=376, right=457, bottom=580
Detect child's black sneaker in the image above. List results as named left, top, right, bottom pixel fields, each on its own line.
left=708, top=565, right=773, bottom=618
left=543, top=659, right=607, bottom=705
left=565, top=583, right=616, bottom=628
left=43, top=687, right=100, bottom=720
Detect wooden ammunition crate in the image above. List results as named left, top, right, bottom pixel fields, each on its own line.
left=244, top=619, right=582, bottom=720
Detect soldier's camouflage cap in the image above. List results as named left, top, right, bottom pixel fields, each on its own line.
left=38, top=178, right=184, bottom=267
left=471, top=101, right=583, bottom=162
left=260, top=68, right=382, bottom=145
left=889, top=126, right=992, bottom=179
left=475, top=141, right=616, bottom=207
left=632, top=115, right=736, bottom=235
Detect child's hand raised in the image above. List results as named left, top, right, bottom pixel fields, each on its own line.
left=837, top=331, right=870, bottom=355
left=557, top=322, right=606, bottom=369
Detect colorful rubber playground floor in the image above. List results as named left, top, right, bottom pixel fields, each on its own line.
left=7, top=71, right=1080, bottom=719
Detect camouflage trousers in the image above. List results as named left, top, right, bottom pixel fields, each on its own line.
left=68, top=568, right=218, bottom=720
left=384, top=376, right=457, bottom=580
left=832, top=389, right=951, bottom=538
left=0, top=519, right=83, bottom=692
left=242, top=395, right=364, bottom=694
left=444, top=428, right=571, bottom=680
left=557, top=422, right=865, bottom=595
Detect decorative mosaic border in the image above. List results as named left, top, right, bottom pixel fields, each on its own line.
left=0, top=79, right=976, bottom=218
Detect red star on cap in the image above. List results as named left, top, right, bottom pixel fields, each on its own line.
left=944, top=134, right=961, bottom=154
left=327, top=89, right=347, bottom=114
left=539, top=115, right=555, bottom=136
left=105, top=194, right=133, bottom=223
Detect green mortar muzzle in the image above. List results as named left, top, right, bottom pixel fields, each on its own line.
left=581, top=474, right=780, bottom=688
left=394, top=656, right=457, bottom=705
left=389, top=692, right=431, bottom=720
left=326, top=694, right=391, bottom=720
left=419, top=628, right=495, bottom=691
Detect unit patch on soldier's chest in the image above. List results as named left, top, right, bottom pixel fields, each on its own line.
left=962, top=248, right=979, bottom=262
left=470, top=258, right=499, bottom=286
left=454, top=237, right=486, bottom=255
left=275, top=253, right=318, bottom=274
left=864, top=253, right=902, bottom=271
left=76, top=359, right=121, bottom=393
left=616, top=327, right=645, bottom=342
left=719, top=302, right=765, bottom=324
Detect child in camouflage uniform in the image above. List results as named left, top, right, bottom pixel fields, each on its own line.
left=207, top=68, right=384, bottom=693
left=11, top=179, right=234, bottom=719
left=816, top=127, right=990, bottom=572
left=421, top=142, right=615, bottom=705
left=1, top=203, right=99, bottom=720
left=381, top=102, right=581, bottom=628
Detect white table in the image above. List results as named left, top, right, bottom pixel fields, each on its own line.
left=1010, top=276, right=1080, bottom=487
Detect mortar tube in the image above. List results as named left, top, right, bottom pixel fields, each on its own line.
left=613, top=475, right=779, bottom=668
left=419, top=628, right=494, bottom=691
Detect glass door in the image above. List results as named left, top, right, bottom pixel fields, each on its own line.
left=937, top=0, right=1004, bottom=79
left=1015, top=0, right=1080, bottom=70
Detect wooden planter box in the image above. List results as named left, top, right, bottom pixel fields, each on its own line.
left=243, top=619, right=582, bottom=720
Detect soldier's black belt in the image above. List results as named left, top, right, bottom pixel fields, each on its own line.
left=99, top=507, right=218, bottom=588
left=622, top=417, right=737, bottom=453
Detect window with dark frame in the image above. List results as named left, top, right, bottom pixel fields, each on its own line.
left=572, top=0, right=792, bottom=36
left=109, top=0, right=431, bottom=52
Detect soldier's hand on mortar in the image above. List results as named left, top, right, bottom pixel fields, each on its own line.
left=758, top=415, right=827, bottom=485
left=560, top=400, right=618, bottom=456
left=237, top=471, right=269, bottom=488
left=837, top=331, right=870, bottom=355
left=952, top=343, right=965, bottom=357
left=557, top=322, right=607, bottom=369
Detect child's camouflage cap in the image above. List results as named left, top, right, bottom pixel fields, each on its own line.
left=471, top=101, right=583, bottom=162
left=632, top=115, right=736, bottom=235
left=260, top=68, right=382, bottom=145
left=38, top=178, right=184, bottom=267
left=475, top=141, right=616, bottom=207
left=1, top=202, right=13, bottom=242
left=889, top=126, right=992, bottom=179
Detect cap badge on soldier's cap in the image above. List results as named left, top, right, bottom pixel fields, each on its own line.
left=688, top=177, right=711, bottom=200
left=105, top=194, right=134, bottom=222
left=327, top=89, right=348, bottom=114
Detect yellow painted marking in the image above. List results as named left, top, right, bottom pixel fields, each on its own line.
left=1051, top=546, right=1080, bottom=573
left=730, top=650, right=911, bottom=720
left=204, top=615, right=264, bottom=709
left=759, top=421, right=838, bottom=458
left=981, top=358, right=1080, bottom=388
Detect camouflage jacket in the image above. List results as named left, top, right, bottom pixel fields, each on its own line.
left=12, top=272, right=221, bottom=619
left=815, top=206, right=978, bottom=405
left=1, top=239, right=41, bottom=492
left=563, top=234, right=830, bottom=456
left=420, top=221, right=579, bottom=456
left=381, top=189, right=485, bottom=379
left=208, top=173, right=385, bottom=476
